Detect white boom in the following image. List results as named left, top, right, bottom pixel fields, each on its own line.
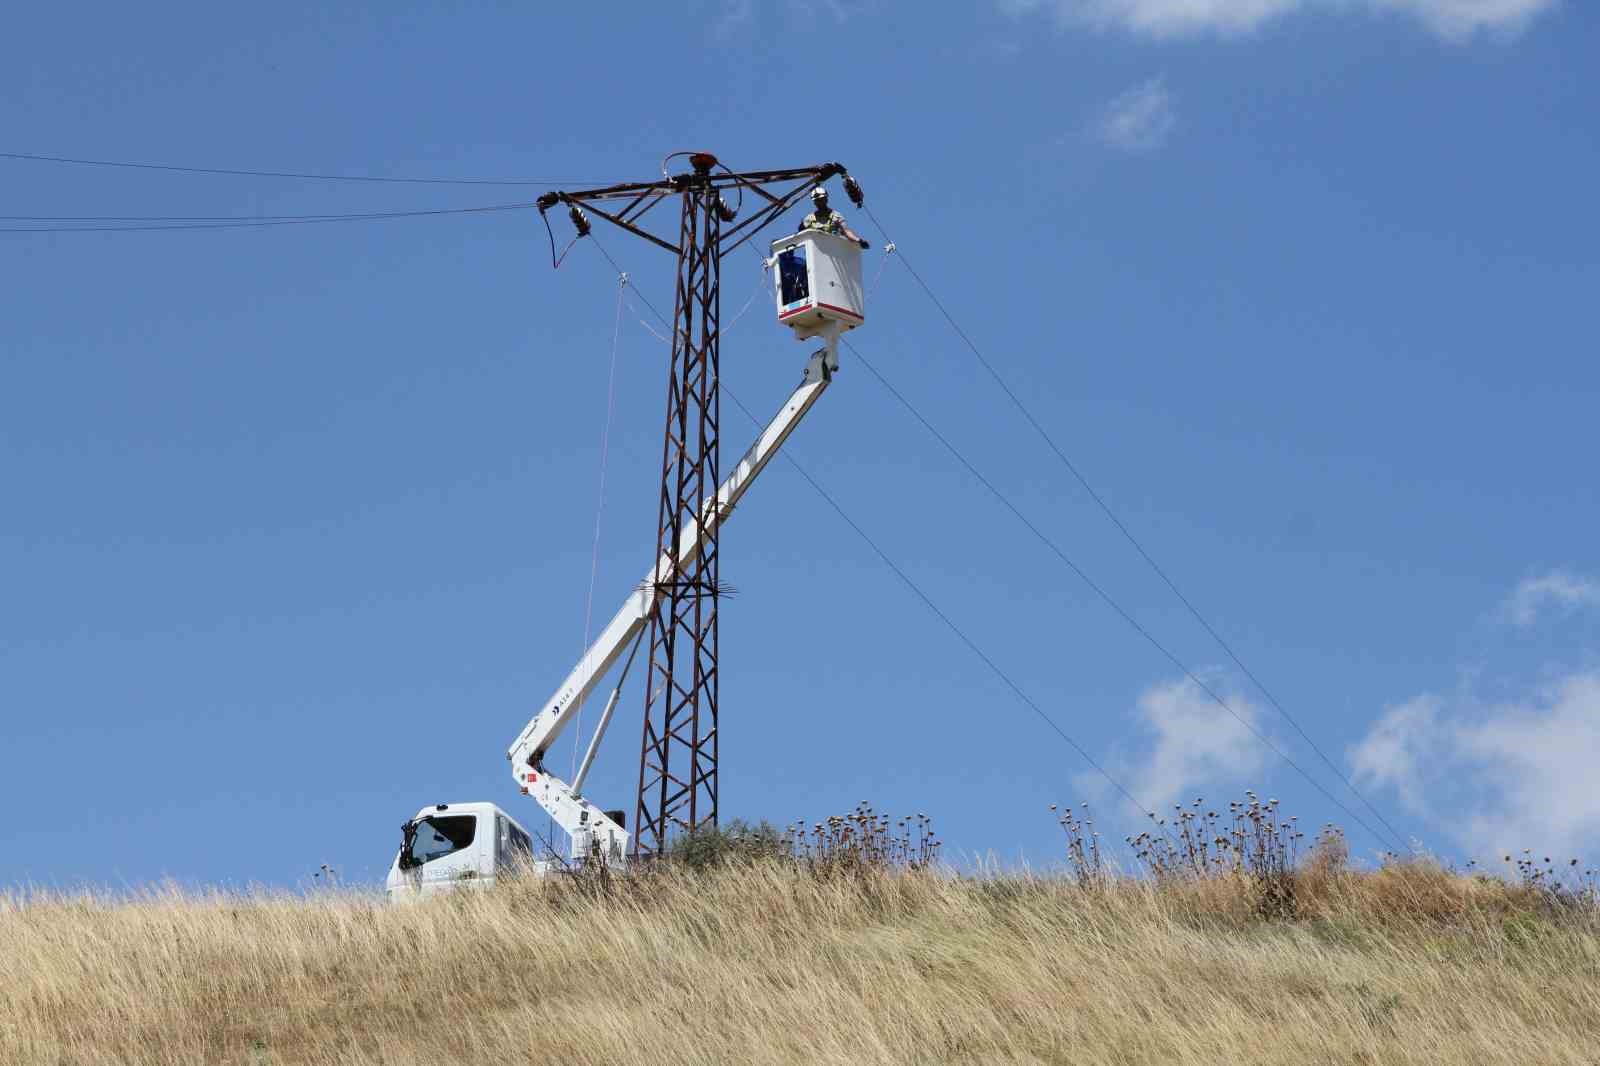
left=506, top=332, right=841, bottom=863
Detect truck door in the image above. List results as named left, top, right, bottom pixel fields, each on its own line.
left=399, top=813, right=484, bottom=892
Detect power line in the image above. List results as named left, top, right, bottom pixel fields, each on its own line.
left=587, top=231, right=1167, bottom=834
left=862, top=204, right=1413, bottom=854
left=726, top=388, right=1164, bottom=830
left=0, top=200, right=543, bottom=234
left=606, top=227, right=1391, bottom=850
left=843, top=336, right=1405, bottom=855
left=1, top=210, right=502, bottom=222
left=0, top=150, right=587, bottom=186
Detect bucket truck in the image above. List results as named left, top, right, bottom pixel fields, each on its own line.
left=386, top=228, right=864, bottom=898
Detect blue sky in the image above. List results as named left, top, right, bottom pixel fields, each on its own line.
left=4, top=0, right=1597, bottom=890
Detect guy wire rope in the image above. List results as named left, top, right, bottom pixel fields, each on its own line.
left=571, top=271, right=631, bottom=785
left=862, top=204, right=1413, bottom=856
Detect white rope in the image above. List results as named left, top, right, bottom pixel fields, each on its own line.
left=719, top=257, right=773, bottom=338
left=627, top=299, right=671, bottom=344
left=872, top=241, right=896, bottom=289
left=570, top=271, right=628, bottom=781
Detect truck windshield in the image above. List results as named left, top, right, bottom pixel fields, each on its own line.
left=401, top=814, right=476, bottom=868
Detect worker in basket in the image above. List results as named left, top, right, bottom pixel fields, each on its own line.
left=799, top=186, right=869, bottom=248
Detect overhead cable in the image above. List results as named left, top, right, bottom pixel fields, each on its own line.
left=862, top=204, right=1412, bottom=854
left=724, top=387, right=1164, bottom=833
left=0, top=209, right=509, bottom=222
left=844, top=336, right=1405, bottom=856
left=0, top=150, right=587, bottom=186
left=0, top=200, right=542, bottom=234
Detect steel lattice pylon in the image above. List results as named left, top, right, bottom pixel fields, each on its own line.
left=537, top=153, right=854, bottom=858
left=635, top=175, right=724, bottom=856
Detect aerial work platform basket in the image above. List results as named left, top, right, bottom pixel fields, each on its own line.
left=771, top=230, right=865, bottom=341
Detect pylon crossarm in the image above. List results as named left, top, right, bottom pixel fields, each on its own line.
left=537, top=161, right=850, bottom=258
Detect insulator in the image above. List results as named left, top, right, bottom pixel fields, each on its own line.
left=716, top=195, right=736, bottom=223
left=842, top=174, right=864, bottom=207
left=568, top=205, right=591, bottom=238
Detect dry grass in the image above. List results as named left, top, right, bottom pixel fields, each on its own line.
left=5, top=856, right=1600, bottom=1066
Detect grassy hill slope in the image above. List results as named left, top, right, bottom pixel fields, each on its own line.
left=5, top=857, right=1599, bottom=1065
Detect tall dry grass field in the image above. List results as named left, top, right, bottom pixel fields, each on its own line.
left=4, top=857, right=1599, bottom=1065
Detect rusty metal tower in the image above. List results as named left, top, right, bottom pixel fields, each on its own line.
left=537, top=154, right=857, bottom=858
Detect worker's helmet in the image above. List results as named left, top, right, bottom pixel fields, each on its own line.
left=810, top=186, right=829, bottom=203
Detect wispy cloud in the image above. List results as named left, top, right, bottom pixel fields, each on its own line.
left=1501, top=571, right=1600, bottom=628
left=712, top=0, right=874, bottom=36
left=1087, top=676, right=1267, bottom=813
left=1001, top=0, right=1557, bottom=41
left=810, top=0, right=876, bottom=20
left=1352, top=572, right=1600, bottom=857
left=1351, top=672, right=1600, bottom=859
left=1348, top=694, right=1440, bottom=813
left=1097, top=77, right=1177, bottom=153
left=1383, top=0, right=1558, bottom=39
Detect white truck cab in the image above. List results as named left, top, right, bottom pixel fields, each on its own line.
left=385, top=802, right=539, bottom=899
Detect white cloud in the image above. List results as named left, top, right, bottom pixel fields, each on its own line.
left=1351, top=672, right=1600, bottom=859
left=1382, top=0, right=1557, bottom=38
left=809, top=0, right=875, bottom=20
left=1351, top=572, right=1600, bottom=859
left=1452, top=673, right=1600, bottom=857
left=1501, top=571, right=1600, bottom=627
left=713, top=0, right=873, bottom=35
left=1100, top=676, right=1268, bottom=813
left=1348, top=694, right=1440, bottom=812
left=1098, top=77, right=1177, bottom=153
left=1001, top=0, right=1557, bottom=40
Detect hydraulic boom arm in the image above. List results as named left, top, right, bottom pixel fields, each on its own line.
left=506, top=339, right=840, bottom=862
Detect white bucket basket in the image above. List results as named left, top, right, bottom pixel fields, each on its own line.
left=771, top=230, right=865, bottom=341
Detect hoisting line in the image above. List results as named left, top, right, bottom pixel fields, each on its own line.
left=871, top=241, right=896, bottom=289
left=719, top=256, right=773, bottom=339
left=570, top=270, right=630, bottom=783
left=860, top=203, right=1411, bottom=856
